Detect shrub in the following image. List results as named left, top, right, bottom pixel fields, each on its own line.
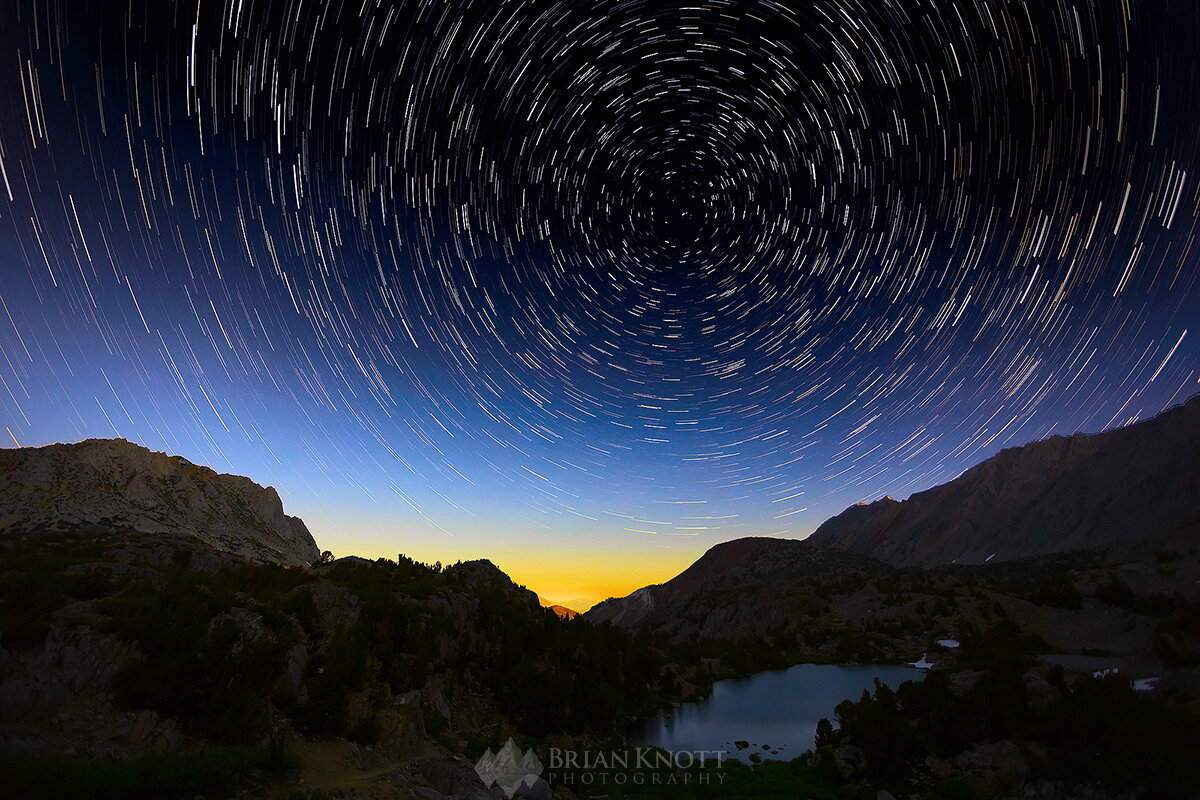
left=0, top=746, right=293, bottom=799
left=1030, top=573, right=1082, bottom=609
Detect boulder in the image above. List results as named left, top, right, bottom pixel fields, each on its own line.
left=284, top=644, right=307, bottom=692
left=415, top=754, right=484, bottom=796
left=375, top=704, right=423, bottom=760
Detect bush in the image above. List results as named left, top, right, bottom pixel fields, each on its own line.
left=1030, top=573, right=1082, bottom=609
left=1037, top=673, right=1200, bottom=797
left=0, top=746, right=294, bottom=799
left=101, top=574, right=288, bottom=743
left=954, top=621, right=1042, bottom=673
left=0, top=535, right=120, bottom=647
left=823, top=657, right=1200, bottom=798
left=831, top=679, right=922, bottom=781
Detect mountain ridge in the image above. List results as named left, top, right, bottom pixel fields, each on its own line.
left=586, top=395, right=1200, bottom=641
left=806, top=394, right=1200, bottom=566
left=584, top=537, right=886, bottom=639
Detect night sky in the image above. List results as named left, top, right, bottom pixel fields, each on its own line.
left=2, top=1, right=1198, bottom=607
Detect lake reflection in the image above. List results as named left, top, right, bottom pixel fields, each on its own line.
left=631, top=663, right=924, bottom=764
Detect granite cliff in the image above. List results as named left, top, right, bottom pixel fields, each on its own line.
left=0, top=438, right=320, bottom=566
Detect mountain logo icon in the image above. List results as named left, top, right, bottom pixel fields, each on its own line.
left=474, top=737, right=545, bottom=798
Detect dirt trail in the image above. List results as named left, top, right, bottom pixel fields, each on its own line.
left=284, top=737, right=432, bottom=799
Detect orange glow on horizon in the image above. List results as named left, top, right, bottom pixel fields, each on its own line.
left=340, top=533, right=704, bottom=613
left=498, top=550, right=696, bottom=612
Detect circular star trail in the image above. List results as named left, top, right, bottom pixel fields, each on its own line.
left=1, top=1, right=1198, bottom=557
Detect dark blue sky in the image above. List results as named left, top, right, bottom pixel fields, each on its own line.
left=2, top=0, right=1197, bottom=604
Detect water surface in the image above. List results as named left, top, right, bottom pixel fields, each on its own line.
left=631, top=663, right=924, bottom=763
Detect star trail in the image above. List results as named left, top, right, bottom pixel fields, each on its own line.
left=2, top=0, right=1198, bottom=604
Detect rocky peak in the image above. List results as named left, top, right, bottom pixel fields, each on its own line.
left=0, top=438, right=320, bottom=566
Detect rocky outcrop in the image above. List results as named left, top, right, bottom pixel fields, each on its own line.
left=0, top=622, right=169, bottom=759
left=0, top=438, right=320, bottom=566
left=807, top=394, right=1200, bottom=567
left=444, top=559, right=540, bottom=607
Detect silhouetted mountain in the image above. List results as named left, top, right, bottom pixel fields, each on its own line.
left=0, top=438, right=320, bottom=565
left=585, top=537, right=885, bottom=640
left=807, top=395, right=1200, bottom=566
left=587, top=397, right=1200, bottom=654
